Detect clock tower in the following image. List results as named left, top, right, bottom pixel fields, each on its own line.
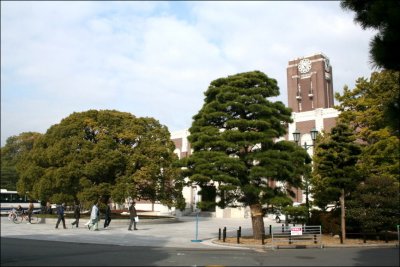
left=286, top=53, right=339, bottom=204
left=287, top=53, right=334, bottom=112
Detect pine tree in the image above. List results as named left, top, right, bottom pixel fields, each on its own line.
left=183, top=71, right=310, bottom=239
left=312, top=122, right=361, bottom=242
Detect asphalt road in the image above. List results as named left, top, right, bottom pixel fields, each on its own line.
left=2, top=237, right=399, bottom=266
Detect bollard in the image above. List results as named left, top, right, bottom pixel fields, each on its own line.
left=238, top=226, right=241, bottom=238
left=223, top=227, right=226, bottom=242
left=314, top=234, right=317, bottom=244
left=269, top=225, right=272, bottom=235
left=289, top=235, right=292, bottom=244
left=282, top=224, right=284, bottom=233
left=218, top=228, right=221, bottom=240
left=237, top=230, right=240, bottom=244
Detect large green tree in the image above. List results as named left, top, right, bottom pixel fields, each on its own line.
left=335, top=70, right=400, bottom=232
left=335, top=71, right=399, bottom=186
left=341, top=0, right=400, bottom=71
left=16, top=110, right=185, bottom=209
left=182, top=71, right=310, bottom=239
left=346, top=175, right=399, bottom=233
left=1, top=132, right=42, bottom=191
left=311, top=122, right=361, bottom=243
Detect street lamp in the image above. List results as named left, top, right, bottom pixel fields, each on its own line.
left=293, top=128, right=318, bottom=149
left=292, top=128, right=318, bottom=224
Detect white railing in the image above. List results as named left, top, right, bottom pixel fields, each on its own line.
left=271, top=225, right=322, bottom=248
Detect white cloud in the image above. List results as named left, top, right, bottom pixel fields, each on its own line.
left=1, top=1, right=376, bottom=146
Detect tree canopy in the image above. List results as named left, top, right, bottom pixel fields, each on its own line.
left=341, top=0, right=400, bottom=71
left=15, top=110, right=185, bottom=209
left=334, top=70, right=400, bottom=232
left=182, top=71, right=311, bottom=239
left=1, top=132, right=42, bottom=190
left=335, top=71, right=399, bottom=186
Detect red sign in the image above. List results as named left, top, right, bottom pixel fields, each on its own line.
left=291, top=227, right=302, bottom=235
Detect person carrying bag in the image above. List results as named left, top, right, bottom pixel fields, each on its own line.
left=128, top=202, right=138, bottom=231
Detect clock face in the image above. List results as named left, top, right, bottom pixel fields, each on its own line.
left=298, top=59, right=311, bottom=74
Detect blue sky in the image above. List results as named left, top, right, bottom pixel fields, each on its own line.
left=1, top=1, right=376, bottom=146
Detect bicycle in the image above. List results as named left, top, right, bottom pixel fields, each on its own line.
left=13, top=211, right=39, bottom=224
left=8, top=210, right=17, bottom=221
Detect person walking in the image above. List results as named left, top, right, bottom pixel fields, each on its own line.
left=88, top=202, right=99, bottom=231
left=71, top=201, right=80, bottom=228
left=104, top=203, right=112, bottom=229
left=46, top=202, right=52, bottom=214
left=128, top=202, right=138, bottom=231
left=27, top=201, right=34, bottom=224
left=55, top=203, right=67, bottom=229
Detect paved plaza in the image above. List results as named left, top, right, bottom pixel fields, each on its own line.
left=1, top=216, right=279, bottom=250
left=2, top=216, right=398, bottom=250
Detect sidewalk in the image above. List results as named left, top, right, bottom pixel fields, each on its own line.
left=1, top=217, right=398, bottom=250
left=1, top=216, right=260, bottom=250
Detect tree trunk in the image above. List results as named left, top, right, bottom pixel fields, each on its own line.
left=340, top=188, right=346, bottom=243
left=250, top=203, right=265, bottom=240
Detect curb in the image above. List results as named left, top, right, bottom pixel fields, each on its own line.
left=210, top=238, right=399, bottom=250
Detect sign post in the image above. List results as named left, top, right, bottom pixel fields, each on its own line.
left=191, top=186, right=202, bottom=243
left=191, top=209, right=202, bottom=242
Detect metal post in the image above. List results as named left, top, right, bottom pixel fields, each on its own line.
left=238, top=226, right=241, bottom=238
left=269, top=225, right=272, bottom=235
left=195, top=212, right=198, bottom=239
left=237, top=230, right=240, bottom=244
left=191, top=211, right=202, bottom=242
left=218, top=228, right=221, bottom=240
left=223, top=227, right=226, bottom=242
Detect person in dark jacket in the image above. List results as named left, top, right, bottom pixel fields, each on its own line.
left=27, top=201, right=34, bottom=224
left=128, top=202, right=138, bottom=231
left=104, top=203, right=112, bottom=228
left=71, top=201, right=80, bottom=228
left=16, top=205, right=24, bottom=215
left=55, top=203, right=67, bottom=229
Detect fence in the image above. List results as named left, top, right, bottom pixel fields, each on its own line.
left=271, top=225, right=322, bottom=248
